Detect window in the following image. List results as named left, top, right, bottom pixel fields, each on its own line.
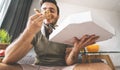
left=0, top=0, right=5, bottom=12
left=0, top=0, right=11, bottom=27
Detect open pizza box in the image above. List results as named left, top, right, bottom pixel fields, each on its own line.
left=49, top=11, right=115, bottom=45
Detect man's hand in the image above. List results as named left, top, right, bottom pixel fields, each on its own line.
left=74, top=34, right=99, bottom=50
left=26, top=12, right=44, bottom=34
left=65, top=34, right=99, bottom=65
left=2, top=11, right=44, bottom=64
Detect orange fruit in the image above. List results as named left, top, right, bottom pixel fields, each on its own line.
left=86, top=44, right=99, bottom=52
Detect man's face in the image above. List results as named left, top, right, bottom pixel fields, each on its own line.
left=41, top=2, right=59, bottom=25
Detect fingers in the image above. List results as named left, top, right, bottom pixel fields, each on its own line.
left=74, top=34, right=99, bottom=49
left=30, top=14, right=41, bottom=21
left=81, top=34, right=99, bottom=48
left=73, top=37, right=79, bottom=43
left=34, top=8, right=40, bottom=14
left=30, top=8, right=42, bottom=21
left=78, top=34, right=90, bottom=46
left=29, top=14, right=44, bottom=27
left=33, top=15, right=44, bottom=25
left=86, top=35, right=99, bottom=46
left=28, top=9, right=44, bottom=26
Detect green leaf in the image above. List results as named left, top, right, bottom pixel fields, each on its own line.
left=0, top=29, right=11, bottom=43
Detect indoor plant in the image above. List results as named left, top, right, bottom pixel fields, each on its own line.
left=0, top=29, right=11, bottom=44
left=0, top=29, right=11, bottom=58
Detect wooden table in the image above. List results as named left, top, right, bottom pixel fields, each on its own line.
left=82, top=54, right=115, bottom=70
left=81, top=51, right=120, bottom=70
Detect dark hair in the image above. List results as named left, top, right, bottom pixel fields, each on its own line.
left=40, top=0, right=59, bottom=15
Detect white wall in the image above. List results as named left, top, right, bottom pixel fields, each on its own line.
left=29, top=0, right=120, bottom=66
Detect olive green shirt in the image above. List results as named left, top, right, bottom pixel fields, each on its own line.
left=32, top=27, right=69, bottom=66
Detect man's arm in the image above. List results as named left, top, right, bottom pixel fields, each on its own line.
left=2, top=29, right=34, bottom=64
left=65, top=34, right=99, bottom=65
left=65, top=47, right=79, bottom=65
left=2, top=13, right=44, bottom=64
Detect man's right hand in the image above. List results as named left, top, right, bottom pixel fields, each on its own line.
left=2, top=13, right=45, bottom=64
left=26, top=13, right=44, bottom=34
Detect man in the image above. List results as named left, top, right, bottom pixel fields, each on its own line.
left=0, top=0, right=112, bottom=70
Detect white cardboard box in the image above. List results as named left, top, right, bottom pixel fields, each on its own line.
left=49, top=11, right=115, bottom=45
